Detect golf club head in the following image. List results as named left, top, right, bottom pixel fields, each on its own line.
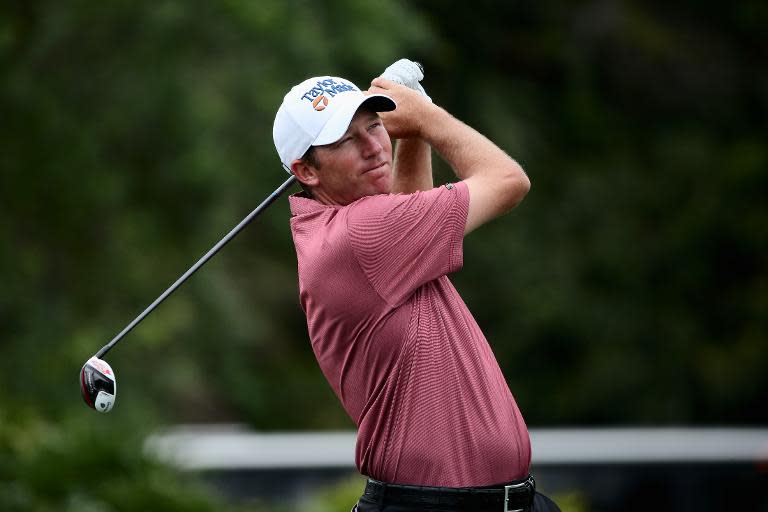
left=80, top=356, right=116, bottom=413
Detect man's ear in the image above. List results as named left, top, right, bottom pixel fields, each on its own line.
left=290, top=159, right=320, bottom=188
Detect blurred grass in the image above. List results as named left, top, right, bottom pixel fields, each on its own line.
left=0, top=409, right=372, bottom=511
left=0, top=409, right=265, bottom=512
left=301, top=474, right=366, bottom=512
left=551, top=490, right=591, bottom=512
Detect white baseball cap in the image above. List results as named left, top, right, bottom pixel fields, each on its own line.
left=273, top=76, right=396, bottom=173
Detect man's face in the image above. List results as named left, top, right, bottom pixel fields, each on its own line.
left=305, top=108, right=393, bottom=205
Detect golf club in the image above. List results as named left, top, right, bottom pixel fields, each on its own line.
left=80, top=175, right=296, bottom=412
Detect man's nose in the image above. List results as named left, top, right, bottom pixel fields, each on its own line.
left=360, top=133, right=383, bottom=157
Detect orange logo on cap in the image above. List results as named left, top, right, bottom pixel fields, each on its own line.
left=312, top=95, right=329, bottom=111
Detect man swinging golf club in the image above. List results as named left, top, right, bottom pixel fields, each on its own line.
left=273, top=60, right=561, bottom=512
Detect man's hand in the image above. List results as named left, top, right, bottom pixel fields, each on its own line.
left=368, top=77, right=435, bottom=140
left=380, top=59, right=432, bottom=102
left=369, top=77, right=435, bottom=192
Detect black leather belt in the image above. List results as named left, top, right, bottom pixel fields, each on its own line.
left=363, top=474, right=536, bottom=512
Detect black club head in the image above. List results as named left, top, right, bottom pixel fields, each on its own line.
left=80, top=357, right=117, bottom=413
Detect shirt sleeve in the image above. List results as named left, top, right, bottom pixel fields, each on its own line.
left=346, top=181, right=470, bottom=307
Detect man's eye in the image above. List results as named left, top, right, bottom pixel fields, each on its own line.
left=368, top=122, right=382, bottom=130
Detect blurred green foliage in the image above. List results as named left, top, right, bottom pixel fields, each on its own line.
left=0, top=0, right=766, bottom=509
left=0, top=410, right=270, bottom=511
left=300, top=474, right=367, bottom=512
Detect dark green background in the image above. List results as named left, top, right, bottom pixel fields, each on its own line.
left=1, top=1, right=766, bottom=509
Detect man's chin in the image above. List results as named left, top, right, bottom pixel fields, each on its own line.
left=361, top=163, right=390, bottom=184
left=374, top=173, right=393, bottom=192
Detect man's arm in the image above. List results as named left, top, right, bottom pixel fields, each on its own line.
left=370, top=78, right=530, bottom=235
left=391, top=138, right=433, bottom=193
left=422, top=107, right=530, bottom=235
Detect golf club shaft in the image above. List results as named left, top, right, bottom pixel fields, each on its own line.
left=95, top=175, right=297, bottom=358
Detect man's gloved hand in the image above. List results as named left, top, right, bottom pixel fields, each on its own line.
left=380, top=59, right=431, bottom=102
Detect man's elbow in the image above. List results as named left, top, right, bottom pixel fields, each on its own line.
left=499, top=162, right=530, bottom=210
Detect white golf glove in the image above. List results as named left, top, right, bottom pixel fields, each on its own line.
left=380, top=58, right=432, bottom=102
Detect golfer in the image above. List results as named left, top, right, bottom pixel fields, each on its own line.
left=273, top=67, right=560, bottom=511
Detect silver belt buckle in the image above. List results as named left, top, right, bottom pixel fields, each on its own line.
left=503, top=475, right=534, bottom=512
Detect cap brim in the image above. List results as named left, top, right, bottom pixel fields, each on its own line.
left=313, top=94, right=396, bottom=146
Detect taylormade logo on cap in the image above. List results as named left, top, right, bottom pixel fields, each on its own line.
left=300, top=78, right=358, bottom=110
left=273, top=75, right=396, bottom=173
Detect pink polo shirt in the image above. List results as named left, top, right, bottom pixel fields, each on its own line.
left=288, top=182, right=530, bottom=487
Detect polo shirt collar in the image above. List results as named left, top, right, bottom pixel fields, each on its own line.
left=288, top=193, right=341, bottom=216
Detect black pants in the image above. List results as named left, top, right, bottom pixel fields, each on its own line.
left=353, top=490, right=561, bottom=512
